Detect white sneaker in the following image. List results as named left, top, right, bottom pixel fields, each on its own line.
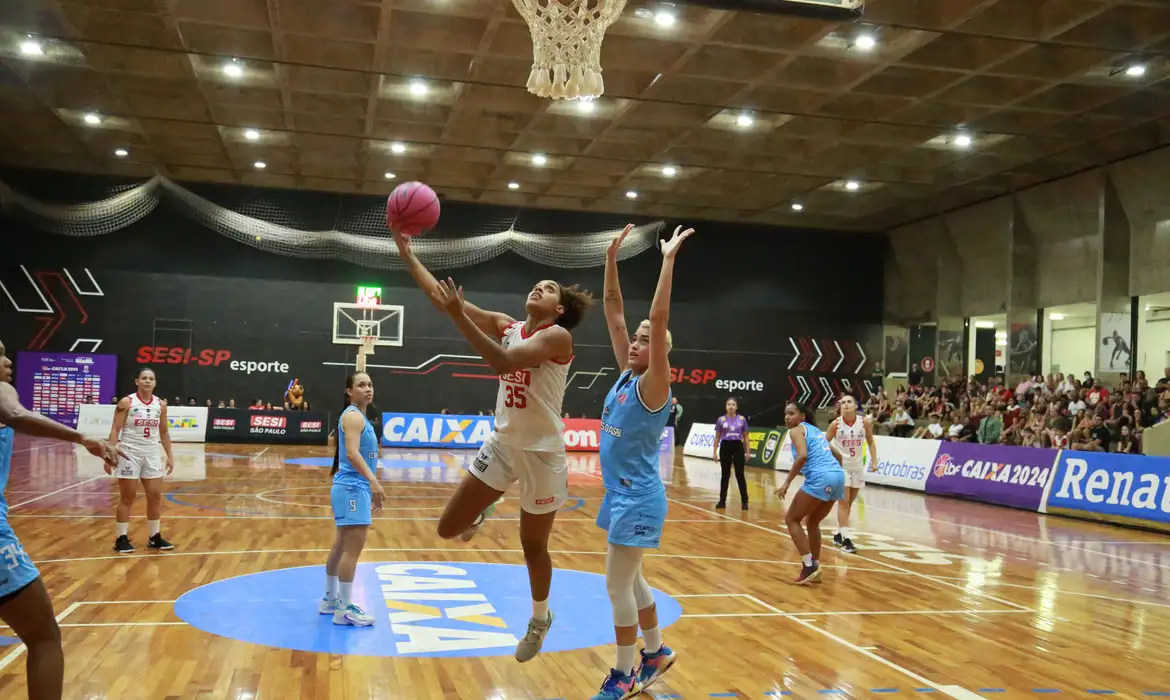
left=514, top=610, right=553, bottom=662
left=319, top=596, right=340, bottom=614
left=333, top=603, right=375, bottom=626
left=460, top=501, right=497, bottom=543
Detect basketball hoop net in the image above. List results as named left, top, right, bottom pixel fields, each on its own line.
left=512, top=0, right=627, bottom=99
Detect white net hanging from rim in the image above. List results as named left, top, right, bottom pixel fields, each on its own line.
left=0, top=176, right=665, bottom=270
left=512, top=0, right=627, bottom=99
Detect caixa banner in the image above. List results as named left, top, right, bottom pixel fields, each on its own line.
left=1044, top=452, right=1170, bottom=530
left=381, top=413, right=673, bottom=452
left=926, top=442, right=1059, bottom=511
left=206, top=408, right=329, bottom=446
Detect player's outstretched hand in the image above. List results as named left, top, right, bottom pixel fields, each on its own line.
left=84, top=438, right=124, bottom=471
left=607, top=224, right=634, bottom=259
left=660, top=225, right=694, bottom=258
left=391, top=230, right=412, bottom=258
left=432, top=277, right=466, bottom=316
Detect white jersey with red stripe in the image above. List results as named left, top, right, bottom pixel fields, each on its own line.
left=833, top=414, right=868, bottom=470
left=120, top=393, right=163, bottom=453
left=493, top=321, right=571, bottom=453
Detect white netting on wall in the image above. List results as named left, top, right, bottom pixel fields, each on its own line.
left=0, top=176, right=665, bottom=269
left=0, top=176, right=162, bottom=236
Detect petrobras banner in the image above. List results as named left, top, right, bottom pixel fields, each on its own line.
left=382, top=413, right=496, bottom=448
left=926, top=442, right=1059, bottom=511
left=77, top=404, right=209, bottom=443
left=867, top=436, right=934, bottom=492
left=682, top=423, right=717, bottom=458
left=1045, top=452, right=1170, bottom=529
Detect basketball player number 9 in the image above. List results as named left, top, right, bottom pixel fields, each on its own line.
left=504, top=385, right=527, bottom=409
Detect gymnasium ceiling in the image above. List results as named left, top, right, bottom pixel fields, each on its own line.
left=2, top=0, right=1170, bottom=232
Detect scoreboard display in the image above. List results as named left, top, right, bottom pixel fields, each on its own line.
left=15, top=352, right=118, bottom=428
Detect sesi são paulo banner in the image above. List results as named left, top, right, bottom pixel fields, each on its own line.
left=1045, top=452, right=1170, bottom=529
left=381, top=413, right=673, bottom=452
left=926, top=442, right=1059, bottom=511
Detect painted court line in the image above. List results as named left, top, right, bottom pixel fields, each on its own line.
left=0, top=602, right=80, bottom=673
left=742, top=595, right=988, bottom=700
left=667, top=497, right=1031, bottom=612
left=8, top=476, right=106, bottom=509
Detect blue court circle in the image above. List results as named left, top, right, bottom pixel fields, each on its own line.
left=174, top=561, right=683, bottom=658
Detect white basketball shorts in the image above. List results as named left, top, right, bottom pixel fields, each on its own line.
left=468, top=433, right=567, bottom=515
left=843, top=467, right=866, bottom=489
left=116, top=449, right=167, bottom=480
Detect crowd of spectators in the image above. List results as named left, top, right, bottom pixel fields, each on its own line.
left=864, top=368, right=1170, bottom=454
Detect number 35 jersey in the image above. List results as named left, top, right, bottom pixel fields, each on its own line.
left=493, top=321, right=571, bottom=453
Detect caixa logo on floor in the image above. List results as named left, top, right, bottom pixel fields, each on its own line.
left=1045, top=452, right=1170, bottom=528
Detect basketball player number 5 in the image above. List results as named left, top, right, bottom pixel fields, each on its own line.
left=504, top=385, right=527, bottom=409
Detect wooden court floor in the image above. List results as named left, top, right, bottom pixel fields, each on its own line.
left=2, top=436, right=1169, bottom=699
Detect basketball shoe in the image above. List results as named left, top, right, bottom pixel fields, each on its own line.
left=333, top=603, right=375, bottom=626
left=636, top=646, right=676, bottom=689
left=590, top=669, right=640, bottom=700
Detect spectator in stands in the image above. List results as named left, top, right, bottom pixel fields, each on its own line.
left=109, top=396, right=118, bottom=404
left=1075, top=414, right=1111, bottom=452
left=227, top=398, right=237, bottom=408
left=249, top=399, right=264, bottom=410
left=889, top=400, right=914, bottom=438
left=216, top=401, right=226, bottom=408
left=205, top=399, right=213, bottom=408
left=908, top=363, right=923, bottom=388
left=1117, top=425, right=1139, bottom=454
left=186, top=397, right=197, bottom=406
left=912, top=412, right=943, bottom=440
left=977, top=405, right=1002, bottom=445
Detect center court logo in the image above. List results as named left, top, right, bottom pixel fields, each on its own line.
left=174, top=561, right=683, bottom=658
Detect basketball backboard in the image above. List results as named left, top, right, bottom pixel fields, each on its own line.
left=332, top=302, right=403, bottom=347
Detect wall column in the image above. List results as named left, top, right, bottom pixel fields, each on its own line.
left=1006, top=196, right=1040, bottom=384
left=1095, top=171, right=1134, bottom=382
left=936, top=222, right=965, bottom=384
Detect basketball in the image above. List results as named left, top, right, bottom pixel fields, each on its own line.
left=386, top=181, right=440, bottom=236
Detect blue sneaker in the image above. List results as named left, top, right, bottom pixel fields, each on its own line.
left=333, top=603, right=375, bottom=626
left=590, top=668, right=641, bottom=700
left=636, top=645, right=676, bottom=689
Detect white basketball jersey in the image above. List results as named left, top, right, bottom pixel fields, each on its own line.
left=120, top=394, right=163, bottom=452
left=834, top=415, right=867, bottom=469
left=493, top=322, right=570, bottom=452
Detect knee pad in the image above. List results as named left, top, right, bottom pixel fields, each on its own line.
left=607, top=575, right=639, bottom=627
left=632, top=573, right=654, bottom=611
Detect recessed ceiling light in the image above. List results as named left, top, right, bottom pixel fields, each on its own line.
left=662, top=165, right=676, bottom=177
left=508, top=182, right=520, bottom=190
left=576, top=99, right=595, bottom=113
left=626, top=190, right=638, bottom=199
left=244, top=129, right=259, bottom=141
left=1048, top=313, right=1065, bottom=321
left=390, top=142, right=406, bottom=154
left=791, top=203, right=803, bottom=211
left=83, top=113, right=101, bottom=125
left=975, top=321, right=995, bottom=328
left=954, top=133, right=972, bottom=148
left=254, top=161, right=266, bottom=169
left=735, top=114, right=754, bottom=128
left=854, top=34, right=877, bottom=51
left=19, top=40, right=43, bottom=56
left=409, top=80, right=428, bottom=96
left=995, top=331, right=1008, bottom=339
left=384, top=172, right=396, bottom=179
left=1125, top=64, right=1147, bottom=77
left=845, top=180, right=861, bottom=191
left=223, top=60, right=243, bottom=78
left=995, top=339, right=1007, bottom=346
left=531, top=154, right=547, bottom=166
left=114, top=148, right=128, bottom=157
left=653, top=11, right=675, bottom=27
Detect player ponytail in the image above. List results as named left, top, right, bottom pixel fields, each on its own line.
left=331, top=372, right=361, bottom=476
left=555, top=283, right=595, bottom=330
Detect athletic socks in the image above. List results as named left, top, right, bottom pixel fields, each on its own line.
left=148, top=520, right=161, bottom=537
left=616, top=643, right=637, bottom=675
left=838, top=526, right=851, bottom=539
left=532, top=598, right=549, bottom=622
left=642, top=626, right=662, bottom=654
left=801, top=553, right=814, bottom=567
left=326, top=575, right=340, bottom=600
left=340, top=581, right=353, bottom=608
left=116, top=521, right=129, bottom=537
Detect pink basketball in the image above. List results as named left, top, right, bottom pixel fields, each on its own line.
left=386, top=181, right=440, bottom=236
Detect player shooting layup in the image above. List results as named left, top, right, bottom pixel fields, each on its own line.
left=393, top=230, right=594, bottom=663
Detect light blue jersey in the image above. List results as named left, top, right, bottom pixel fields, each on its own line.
left=599, top=370, right=670, bottom=495
left=0, top=423, right=41, bottom=597
left=334, top=406, right=379, bottom=489
left=332, top=406, right=379, bottom=527
left=792, top=422, right=845, bottom=502
left=597, top=371, right=670, bottom=549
